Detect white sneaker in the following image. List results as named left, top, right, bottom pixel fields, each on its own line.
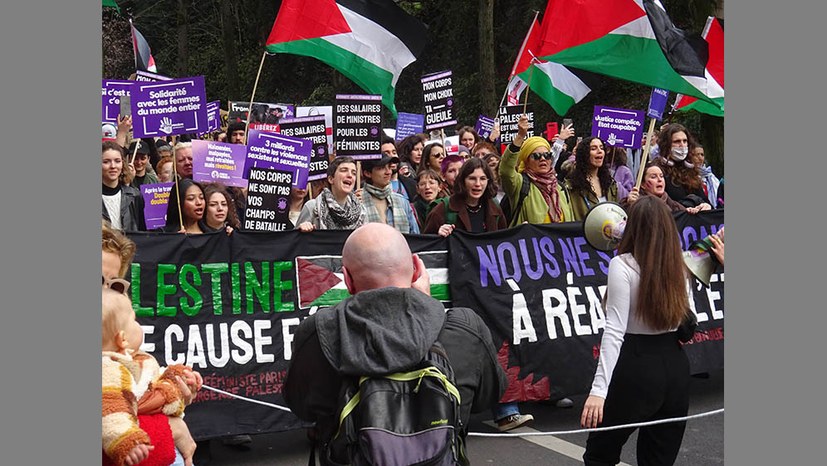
left=496, top=413, right=534, bottom=432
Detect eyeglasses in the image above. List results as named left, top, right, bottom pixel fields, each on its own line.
left=103, top=276, right=130, bottom=295
left=530, top=152, right=553, bottom=161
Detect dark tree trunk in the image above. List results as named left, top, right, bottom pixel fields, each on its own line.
left=177, top=0, right=189, bottom=76
left=479, top=0, right=496, bottom=115
left=222, top=0, right=239, bottom=100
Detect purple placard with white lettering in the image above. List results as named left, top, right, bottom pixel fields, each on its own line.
left=394, top=112, right=425, bottom=141
left=334, top=94, right=383, bottom=160
left=591, top=105, right=645, bottom=148
left=130, top=76, right=208, bottom=138
left=647, top=88, right=670, bottom=120
left=205, top=100, right=221, bottom=133
left=140, top=182, right=174, bottom=230
left=474, top=115, right=496, bottom=140
left=102, top=80, right=133, bottom=123
left=134, top=70, right=172, bottom=82
left=191, top=140, right=249, bottom=188
left=277, top=115, right=329, bottom=181
left=243, top=129, right=311, bottom=189
left=421, top=70, right=456, bottom=130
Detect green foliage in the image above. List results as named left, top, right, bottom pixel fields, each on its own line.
left=101, top=0, right=723, bottom=174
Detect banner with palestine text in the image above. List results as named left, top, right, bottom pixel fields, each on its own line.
left=127, top=211, right=723, bottom=437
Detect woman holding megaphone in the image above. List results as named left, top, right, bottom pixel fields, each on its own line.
left=581, top=196, right=694, bottom=466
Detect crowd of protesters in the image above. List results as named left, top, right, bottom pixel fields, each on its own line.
left=102, top=112, right=723, bottom=463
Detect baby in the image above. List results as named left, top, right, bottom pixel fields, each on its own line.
left=102, top=288, right=198, bottom=466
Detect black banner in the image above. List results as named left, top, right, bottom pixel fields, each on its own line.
left=448, top=210, right=724, bottom=402
left=126, top=211, right=723, bottom=437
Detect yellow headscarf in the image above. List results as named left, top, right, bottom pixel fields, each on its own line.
left=516, top=136, right=552, bottom=173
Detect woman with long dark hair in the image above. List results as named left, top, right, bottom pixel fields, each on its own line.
left=102, top=141, right=146, bottom=231
left=423, top=157, right=506, bottom=235
left=581, top=196, right=694, bottom=465
left=201, top=183, right=240, bottom=234
left=654, top=123, right=712, bottom=210
left=161, top=178, right=205, bottom=233
left=562, top=136, right=619, bottom=221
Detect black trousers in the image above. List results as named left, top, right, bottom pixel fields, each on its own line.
left=583, top=333, right=690, bottom=466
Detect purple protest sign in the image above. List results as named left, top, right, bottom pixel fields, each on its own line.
left=474, top=115, right=496, bottom=140
left=395, top=112, right=425, bottom=141
left=334, top=94, right=383, bottom=160
left=191, top=140, right=248, bottom=188
left=140, top=182, right=174, bottom=230
left=133, top=70, right=172, bottom=82
left=591, top=105, right=645, bottom=149
left=243, top=167, right=293, bottom=232
left=421, top=71, right=456, bottom=130
left=277, top=116, right=329, bottom=181
left=102, top=80, right=132, bottom=123
left=647, top=88, right=670, bottom=121
left=205, top=100, right=221, bottom=133
left=130, top=76, right=208, bottom=138
left=244, top=129, right=311, bottom=189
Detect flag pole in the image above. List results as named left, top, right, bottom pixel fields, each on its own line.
left=634, top=118, right=658, bottom=190
left=170, top=153, right=184, bottom=232
left=522, top=60, right=535, bottom=115
left=245, top=51, right=269, bottom=143
left=128, top=19, right=138, bottom=72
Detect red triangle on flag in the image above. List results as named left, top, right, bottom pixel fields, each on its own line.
left=266, top=0, right=352, bottom=46
left=297, top=257, right=343, bottom=308
left=537, top=0, right=645, bottom=56
left=704, top=18, right=724, bottom=88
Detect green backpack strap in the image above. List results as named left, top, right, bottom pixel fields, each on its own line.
left=437, top=197, right=458, bottom=227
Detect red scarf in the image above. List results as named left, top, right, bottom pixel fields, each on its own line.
left=524, top=168, right=562, bottom=222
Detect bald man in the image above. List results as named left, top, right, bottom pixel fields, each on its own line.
left=284, top=223, right=505, bottom=465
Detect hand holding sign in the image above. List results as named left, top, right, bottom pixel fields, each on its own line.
left=514, top=114, right=530, bottom=147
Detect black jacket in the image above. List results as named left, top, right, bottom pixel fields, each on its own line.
left=102, top=184, right=146, bottom=232
left=284, top=288, right=506, bottom=444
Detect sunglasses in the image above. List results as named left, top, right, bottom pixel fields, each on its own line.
left=530, top=152, right=553, bottom=161
left=103, top=276, right=131, bottom=295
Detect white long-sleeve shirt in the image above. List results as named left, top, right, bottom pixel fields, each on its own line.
left=590, top=253, right=694, bottom=398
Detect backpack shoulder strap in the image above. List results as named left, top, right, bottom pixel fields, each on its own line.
left=438, top=197, right=458, bottom=227
left=508, top=173, right=532, bottom=227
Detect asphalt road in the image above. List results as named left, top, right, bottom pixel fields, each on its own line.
left=197, top=368, right=724, bottom=465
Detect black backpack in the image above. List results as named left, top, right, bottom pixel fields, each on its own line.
left=316, top=341, right=465, bottom=466
left=500, top=173, right=531, bottom=227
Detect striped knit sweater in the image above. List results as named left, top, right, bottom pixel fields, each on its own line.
left=102, top=351, right=189, bottom=466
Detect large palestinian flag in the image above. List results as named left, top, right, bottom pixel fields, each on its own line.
left=673, top=17, right=724, bottom=116
left=535, top=0, right=721, bottom=105
left=510, top=16, right=598, bottom=116
left=265, top=0, right=427, bottom=117
left=295, top=250, right=450, bottom=309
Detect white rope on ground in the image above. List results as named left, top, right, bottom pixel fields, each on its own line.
left=201, top=384, right=723, bottom=436
left=468, top=408, right=725, bottom=437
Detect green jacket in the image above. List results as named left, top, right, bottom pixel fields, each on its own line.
left=498, top=144, right=572, bottom=224
left=561, top=178, right=619, bottom=222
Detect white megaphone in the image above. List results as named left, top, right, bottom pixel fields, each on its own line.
left=583, top=202, right=627, bottom=251
left=583, top=203, right=721, bottom=287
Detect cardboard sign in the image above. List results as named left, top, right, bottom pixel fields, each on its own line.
left=421, top=71, right=456, bottom=130
left=334, top=94, right=383, bottom=160
left=647, top=88, right=670, bottom=121
left=277, top=116, right=329, bottom=181
left=191, top=140, right=249, bottom=188
left=228, top=101, right=295, bottom=133
left=475, top=115, right=496, bottom=140
left=497, top=105, right=535, bottom=144
left=140, top=182, right=174, bottom=230
left=243, top=167, right=293, bottom=232
left=101, top=80, right=133, bottom=123
left=130, top=76, right=209, bottom=138
left=395, top=112, right=425, bottom=141
left=591, top=105, right=645, bottom=148
left=244, top=129, right=311, bottom=189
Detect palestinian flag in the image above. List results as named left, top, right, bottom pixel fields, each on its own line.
left=130, top=19, right=157, bottom=73
left=295, top=250, right=450, bottom=309
left=265, top=0, right=427, bottom=117
left=673, top=17, right=724, bottom=116
left=535, top=0, right=720, bottom=105
left=510, top=16, right=597, bottom=116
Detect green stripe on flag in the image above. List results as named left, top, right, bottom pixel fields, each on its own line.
left=545, top=34, right=713, bottom=103
left=266, top=38, right=399, bottom=116
left=430, top=284, right=451, bottom=302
